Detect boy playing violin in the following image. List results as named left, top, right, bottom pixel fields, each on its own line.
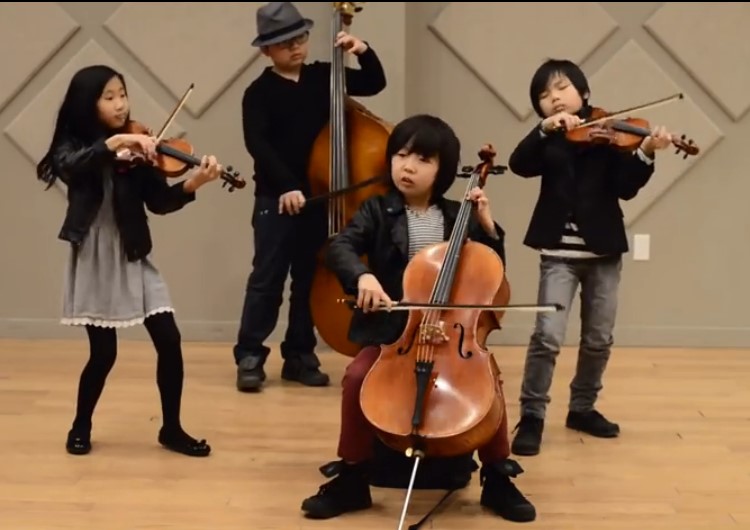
left=233, top=2, right=387, bottom=391
left=508, top=58, right=672, bottom=456
left=300, top=114, right=536, bottom=523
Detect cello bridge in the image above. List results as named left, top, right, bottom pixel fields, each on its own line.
left=419, top=321, right=448, bottom=345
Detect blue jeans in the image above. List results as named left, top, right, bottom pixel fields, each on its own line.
left=519, top=254, right=622, bottom=419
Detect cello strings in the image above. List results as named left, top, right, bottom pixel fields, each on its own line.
left=416, top=171, right=481, bottom=363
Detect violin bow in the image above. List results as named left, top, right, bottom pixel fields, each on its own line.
left=338, top=298, right=564, bottom=313
left=154, top=83, right=195, bottom=141
left=572, top=92, right=684, bottom=130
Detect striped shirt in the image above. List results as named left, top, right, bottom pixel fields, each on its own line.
left=406, top=205, right=445, bottom=259
left=541, top=215, right=601, bottom=259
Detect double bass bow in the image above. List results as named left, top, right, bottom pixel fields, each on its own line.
left=355, top=145, right=562, bottom=530
left=307, top=1, right=393, bottom=358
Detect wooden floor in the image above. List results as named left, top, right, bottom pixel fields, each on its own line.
left=1, top=338, right=749, bottom=530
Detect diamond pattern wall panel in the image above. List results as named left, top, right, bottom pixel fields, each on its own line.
left=429, top=2, right=618, bottom=120
left=644, top=3, right=750, bottom=121
left=104, top=2, right=264, bottom=118
left=0, top=4, right=79, bottom=112
left=4, top=40, right=185, bottom=166
left=589, top=40, right=724, bottom=226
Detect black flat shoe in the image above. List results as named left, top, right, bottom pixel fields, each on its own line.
left=158, top=427, right=211, bottom=457
left=66, top=430, right=91, bottom=455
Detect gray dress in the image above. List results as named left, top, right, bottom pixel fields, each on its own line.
left=61, top=169, right=174, bottom=328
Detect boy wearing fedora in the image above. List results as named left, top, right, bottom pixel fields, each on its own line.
left=233, top=2, right=387, bottom=392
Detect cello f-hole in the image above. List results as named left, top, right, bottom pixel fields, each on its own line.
left=453, top=322, right=472, bottom=359
left=397, top=325, right=421, bottom=356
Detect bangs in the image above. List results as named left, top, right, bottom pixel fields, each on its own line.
left=387, top=120, right=443, bottom=160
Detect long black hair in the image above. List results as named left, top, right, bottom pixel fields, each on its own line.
left=36, top=65, right=126, bottom=188
left=385, top=114, right=461, bottom=203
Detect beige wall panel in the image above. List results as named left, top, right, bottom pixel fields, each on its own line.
left=0, top=3, right=79, bottom=112
left=0, top=2, right=747, bottom=349
left=644, top=2, right=750, bottom=121
left=429, top=2, right=619, bottom=119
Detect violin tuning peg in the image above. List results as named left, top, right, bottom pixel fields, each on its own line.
left=227, top=165, right=233, bottom=172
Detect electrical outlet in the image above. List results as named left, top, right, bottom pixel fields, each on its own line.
left=633, top=234, right=650, bottom=261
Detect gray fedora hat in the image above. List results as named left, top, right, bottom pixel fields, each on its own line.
left=252, top=2, right=314, bottom=47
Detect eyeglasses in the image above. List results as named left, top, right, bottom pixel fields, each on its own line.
left=276, top=32, right=309, bottom=49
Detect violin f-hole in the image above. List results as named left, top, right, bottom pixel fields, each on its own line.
left=453, top=323, right=472, bottom=359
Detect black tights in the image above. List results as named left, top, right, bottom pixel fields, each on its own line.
left=71, top=312, right=185, bottom=434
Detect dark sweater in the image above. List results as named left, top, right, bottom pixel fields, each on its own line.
left=240, top=46, right=387, bottom=198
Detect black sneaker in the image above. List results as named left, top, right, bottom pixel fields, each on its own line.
left=566, top=410, right=620, bottom=438
left=281, top=354, right=330, bottom=387
left=301, top=460, right=372, bottom=519
left=479, top=460, right=536, bottom=522
left=510, top=415, right=544, bottom=456
left=236, top=355, right=266, bottom=392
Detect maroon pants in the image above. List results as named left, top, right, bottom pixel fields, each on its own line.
left=337, top=346, right=511, bottom=465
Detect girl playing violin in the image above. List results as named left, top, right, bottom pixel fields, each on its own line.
left=300, top=114, right=536, bottom=523
left=507, top=58, right=672, bottom=457
left=36, top=64, right=222, bottom=457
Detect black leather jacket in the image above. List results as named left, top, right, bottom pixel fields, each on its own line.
left=326, top=190, right=507, bottom=347
left=52, top=137, right=196, bottom=261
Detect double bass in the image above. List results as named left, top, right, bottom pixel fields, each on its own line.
left=307, top=2, right=393, bottom=357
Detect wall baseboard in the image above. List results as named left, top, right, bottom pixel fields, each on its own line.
left=2, top=318, right=749, bottom=349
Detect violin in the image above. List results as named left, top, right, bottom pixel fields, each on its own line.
left=115, top=83, right=245, bottom=192
left=556, top=93, right=700, bottom=159
left=355, top=145, right=562, bottom=530
left=119, top=119, right=246, bottom=192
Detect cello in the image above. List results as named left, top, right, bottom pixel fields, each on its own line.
left=307, top=1, right=393, bottom=357
left=356, top=145, right=561, bottom=530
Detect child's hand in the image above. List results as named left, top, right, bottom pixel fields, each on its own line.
left=113, top=133, right=157, bottom=162
left=467, top=186, right=497, bottom=237
left=640, top=125, right=672, bottom=156
left=279, top=190, right=305, bottom=215
left=335, top=31, right=368, bottom=55
left=541, top=112, right=583, bottom=132
left=357, top=273, right=392, bottom=313
left=186, top=155, right=222, bottom=191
